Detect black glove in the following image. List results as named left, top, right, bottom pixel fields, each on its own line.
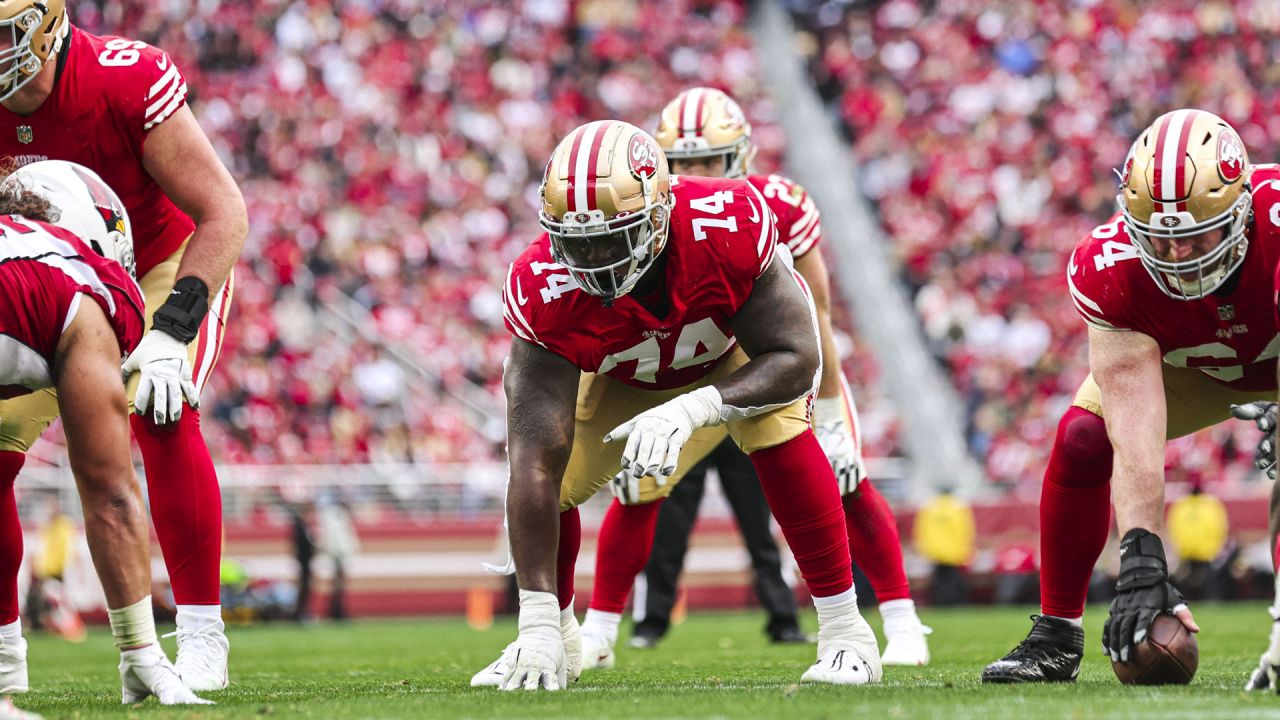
left=1231, top=402, right=1278, bottom=480
left=1102, top=528, right=1186, bottom=662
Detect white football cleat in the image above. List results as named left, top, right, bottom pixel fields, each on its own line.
left=119, top=646, right=212, bottom=705
left=881, top=619, right=932, bottom=666
left=802, top=596, right=882, bottom=685
left=0, top=639, right=27, bottom=694
left=167, top=621, right=229, bottom=691
left=580, top=632, right=615, bottom=671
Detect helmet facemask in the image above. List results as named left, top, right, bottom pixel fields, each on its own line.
left=542, top=192, right=672, bottom=304
left=0, top=5, right=60, bottom=103
left=663, top=135, right=754, bottom=179
left=1121, top=190, right=1251, bottom=301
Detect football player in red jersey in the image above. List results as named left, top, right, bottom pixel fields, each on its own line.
left=983, top=110, right=1280, bottom=684
left=0, top=1, right=246, bottom=691
left=0, top=160, right=207, bottom=705
left=472, top=120, right=881, bottom=690
left=573, top=87, right=929, bottom=669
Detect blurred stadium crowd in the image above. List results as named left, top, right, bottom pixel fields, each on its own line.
left=78, top=0, right=896, bottom=469
left=791, top=0, right=1280, bottom=495
left=70, top=0, right=1280, bottom=497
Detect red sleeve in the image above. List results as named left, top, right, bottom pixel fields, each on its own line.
left=740, top=181, right=779, bottom=279
left=98, top=38, right=188, bottom=151
left=1066, top=218, right=1138, bottom=332
left=752, top=175, right=821, bottom=258
left=501, top=238, right=582, bottom=360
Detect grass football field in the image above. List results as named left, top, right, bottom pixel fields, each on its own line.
left=13, top=602, right=1280, bottom=719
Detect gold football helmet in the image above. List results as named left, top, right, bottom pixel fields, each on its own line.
left=539, top=120, right=673, bottom=303
left=1118, top=109, right=1252, bottom=300
left=0, top=0, right=67, bottom=102
left=654, top=87, right=754, bottom=178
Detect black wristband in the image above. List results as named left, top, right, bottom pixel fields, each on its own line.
left=1116, top=528, right=1168, bottom=590
left=151, top=276, right=210, bottom=344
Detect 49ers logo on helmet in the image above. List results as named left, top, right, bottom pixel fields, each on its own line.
left=1218, top=130, right=1245, bottom=182
left=628, top=133, right=660, bottom=180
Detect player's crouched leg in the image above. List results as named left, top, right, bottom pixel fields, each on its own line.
left=727, top=395, right=880, bottom=685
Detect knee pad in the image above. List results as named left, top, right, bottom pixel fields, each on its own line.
left=1053, top=406, right=1113, bottom=488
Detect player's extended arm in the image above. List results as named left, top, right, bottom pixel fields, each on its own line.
left=1089, top=326, right=1166, bottom=535
left=1091, top=326, right=1198, bottom=661
left=142, top=105, right=247, bottom=294
left=601, top=258, right=820, bottom=495
left=501, top=337, right=578, bottom=690
left=504, top=338, right=580, bottom=595
left=722, top=255, right=821, bottom=412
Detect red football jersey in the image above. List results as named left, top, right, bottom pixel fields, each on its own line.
left=1067, top=164, right=1280, bottom=392
left=503, top=175, right=778, bottom=390
left=0, top=26, right=194, bottom=277
left=748, top=174, right=822, bottom=259
left=0, top=215, right=145, bottom=398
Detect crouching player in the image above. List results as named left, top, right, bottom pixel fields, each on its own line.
left=0, top=161, right=207, bottom=705
left=472, top=121, right=880, bottom=691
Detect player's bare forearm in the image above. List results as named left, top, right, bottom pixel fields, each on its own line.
left=504, top=338, right=579, bottom=593
left=794, top=250, right=841, bottom=399
left=722, top=259, right=821, bottom=410
left=1089, top=326, right=1167, bottom=534
left=142, top=106, right=247, bottom=294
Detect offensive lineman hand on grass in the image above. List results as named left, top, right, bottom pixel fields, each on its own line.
left=603, top=387, right=723, bottom=504
left=122, top=330, right=199, bottom=425
left=500, top=591, right=567, bottom=691
left=1231, top=402, right=1278, bottom=480
left=1103, top=529, right=1198, bottom=663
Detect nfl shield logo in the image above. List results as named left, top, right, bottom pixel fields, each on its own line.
left=15, top=126, right=32, bottom=144
left=1218, top=305, right=1235, bottom=321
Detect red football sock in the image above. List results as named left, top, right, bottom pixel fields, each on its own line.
left=1272, top=533, right=1280, bottom=573
left=1039, top=406, right=1113, bottom=619
left=750, top=430, right=852, bottom=599
left=843, top=481, right=911, bottom=602
left=0, top=452, right=24, bottom=625
left=589, top=499, right=664, bottom=614
left=556, top=507, right=581, bottom=611
left=131, top=410, right=222, bottom=605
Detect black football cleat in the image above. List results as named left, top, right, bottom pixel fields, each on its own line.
left=982, top=615, right=1084, bottom=684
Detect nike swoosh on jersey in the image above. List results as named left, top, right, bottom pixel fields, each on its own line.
left=516, top=279, right=528, bottom=306
left=747, top=197, right=760, bottom=223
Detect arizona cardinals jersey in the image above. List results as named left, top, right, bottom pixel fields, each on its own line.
left=0, top=26, right=193, bottom=277
left=0, top=215, right=144, bottom=398
left=748, top=173, right=821, bottom=259
left=1067, top=164, right=1280, bottom=392
left=504, top=175, right=778, bottom=390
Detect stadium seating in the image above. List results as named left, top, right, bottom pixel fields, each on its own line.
left=77, top=0, right=897, bottom=469
left=789, top=0, right=1277, bottom=495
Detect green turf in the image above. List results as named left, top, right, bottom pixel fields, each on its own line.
left=11, top=603, right=1280, bottom=719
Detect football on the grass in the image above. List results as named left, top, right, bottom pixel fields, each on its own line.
left=1111, top=613, right=1198, bottom=685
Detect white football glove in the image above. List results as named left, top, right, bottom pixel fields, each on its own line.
left=813, top=396, right=864, bottom=495
left=122, top=330, right=199, bottom=425
left=500, top=590, right=567, bottom=691
left=1231, top=402, right=1278, bottom=480
left=603, top=386, right=723, bottom=505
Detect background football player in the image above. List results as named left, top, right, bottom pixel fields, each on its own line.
left=982, top=110, right=1279, bottom=684
left=0, top=1, right=246, bottom=691
left=574, top=88, right=930, bottom=668
left=0, top=160, right=207, bottom=705
left=473, top=120, right=881, bottom=690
